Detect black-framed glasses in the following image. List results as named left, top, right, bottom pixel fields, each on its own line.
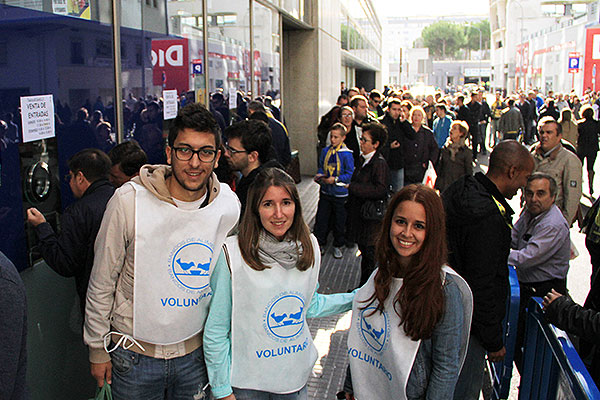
left=359, top=136, right=371, bottom=143
left=225, top=143, right=248, bottom=155
left=173, top=146, right=217, bottom=163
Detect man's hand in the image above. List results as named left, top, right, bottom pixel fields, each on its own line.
left=390, top=140, right=400, bottom=149
left=26, top=208, right=46, bottom=227
left=323, top=177, right=336, bottom=185
left=90, top=361, right=112, bottom=387
left=543, top=289, right=563, bottom=309
left=488, top=346, right=506, bottom=362
left=218, top=395, right=236, bottom=400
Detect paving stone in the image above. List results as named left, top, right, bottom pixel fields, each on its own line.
left=297, top=177, right=361, bottom=399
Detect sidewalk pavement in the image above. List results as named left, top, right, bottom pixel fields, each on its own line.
left=298, top=178, right=360, bottom=399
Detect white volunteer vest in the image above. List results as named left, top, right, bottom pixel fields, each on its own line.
left=228, top=235, right=321, bottom=394
left=132, top=181, right=240, bottom=345
left=347, top=266, right=472, bottom=400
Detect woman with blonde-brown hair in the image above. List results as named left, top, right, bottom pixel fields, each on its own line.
left=346, top=184, right=473, bottom=399
left=403, top=106, right=440, bottom=185
left=203, top=167, right=355, bottom=400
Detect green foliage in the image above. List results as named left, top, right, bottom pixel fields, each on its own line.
left=421, top=21, right=466, bottom=59
left=420, top=19, right=490, bottom=60
left=464, top=20, right=491, bottom=51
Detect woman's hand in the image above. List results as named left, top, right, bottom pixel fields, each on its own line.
left=542, top=289, right=562, bottom=309
left=218, top=395, right=236, bottom=400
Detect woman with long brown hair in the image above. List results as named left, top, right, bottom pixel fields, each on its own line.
left=346, top=184, right=472, bottom=399
left=203, top=167, right=355, bottom=400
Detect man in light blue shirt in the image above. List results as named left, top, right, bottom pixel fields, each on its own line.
left=432, top=104, right=452, bottom=148
left=509, top=172, right=570, bottom=370
left=509, top=173, right=570, bottom=286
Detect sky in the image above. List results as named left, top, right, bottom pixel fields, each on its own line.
left=373, top=0, right=489, bottom=18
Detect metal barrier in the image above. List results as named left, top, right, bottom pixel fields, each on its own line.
left=519, top=297, right=600, bottom=399
left=489, top=265, right=521, bottom=400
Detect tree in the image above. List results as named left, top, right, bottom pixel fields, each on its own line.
left=465, top=20, right=491, bottom=52
left=421, top=21, right=465, bottom=60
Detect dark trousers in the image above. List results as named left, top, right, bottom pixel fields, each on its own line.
left=314, top=193, right=347, bottom=248
left=470, top=130, right=480, bottom=159
left=587, top=238, right=600, bottom=285
left=515, top=277, right=568, bottom=371
left=478, top=123, right=488, bottom=154
left=358, top=244, right=376, bottom=287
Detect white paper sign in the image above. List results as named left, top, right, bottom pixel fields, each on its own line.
left=20, top=95, right=55, bottom=143
left=228, top=87, right=237, bottom=109
left=163, top=90, right=178, bottom=120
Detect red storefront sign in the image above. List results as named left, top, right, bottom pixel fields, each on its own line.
left=516, top=42, right=530, bottom=74
left=151, top=39, right=190, bottom=94
left=584, top=28, right=600, bottom=92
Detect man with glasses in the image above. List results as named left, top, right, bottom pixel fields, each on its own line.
left=84, top=103, right=240, bottom=399
left=223, top=119, right=280, bottom=212
left=26, top=148, right=115, bottom=317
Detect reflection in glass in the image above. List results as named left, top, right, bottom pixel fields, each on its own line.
left=253, top=2, right=281, bottom=99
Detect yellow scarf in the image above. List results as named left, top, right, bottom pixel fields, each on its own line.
left=323, top=143, right=345, bottom=177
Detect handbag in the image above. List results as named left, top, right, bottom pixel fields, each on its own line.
left=360, top=198, right=387, bottom=221
left=89, top=381, right=113, bottom=400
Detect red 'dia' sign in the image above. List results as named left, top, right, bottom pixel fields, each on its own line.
left=151, top=38, right=190, bottom=95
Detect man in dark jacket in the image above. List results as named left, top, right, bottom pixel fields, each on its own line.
left=26, top=148, right=115, bottom=315
left=544, top=279, right=600, bottom=386
left=443, top=140, right=534, bottom=400
left=346, top=95, right=373, bottom=166
left=467, top=91, right=482, bottom=161
left=0, top=251, right=27, bottom=400
left=224, top=120, right=281, bottom=212
left=517, top=93, right=535, bottom=145
left=378, top=98, right=408, bottom=191
left=247, top=100, right=291, bottom=167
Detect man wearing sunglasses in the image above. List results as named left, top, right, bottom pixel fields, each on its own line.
left=84, top=103, right=240, bottom=399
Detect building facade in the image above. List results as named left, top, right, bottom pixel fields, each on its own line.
left=382, top=15, right=486, bottom=87
left=489, top=0, right=599, bottom=94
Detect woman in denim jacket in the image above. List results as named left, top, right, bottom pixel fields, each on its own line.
left=346, top=185, right=473, bottom=399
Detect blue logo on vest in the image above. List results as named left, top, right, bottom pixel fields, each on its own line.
left=171, top=242, right=213, bottom=290
left=265, top=294, right=305, bottom=340
left=359, top=307, right=388, bottom=353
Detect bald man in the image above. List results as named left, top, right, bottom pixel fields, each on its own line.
left=443, top=140, right=534, bottom=399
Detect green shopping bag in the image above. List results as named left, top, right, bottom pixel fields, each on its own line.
left=89, top=380, right=113, bottom=400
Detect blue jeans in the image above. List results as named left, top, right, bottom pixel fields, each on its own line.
left=110, top=345, right=209, bottom=400
left=390, top=168, right=404, bottom=192
left=452, top=335, right=486, bottom=400
left=233, top=385, right=307, bottom=400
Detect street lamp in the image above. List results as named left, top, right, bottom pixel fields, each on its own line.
left=512, top=0, right=525, bottom=91
left=471, top=25, right=483, bottom=86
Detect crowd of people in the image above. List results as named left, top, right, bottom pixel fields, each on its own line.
left=2, top=81, right=600, bottom=400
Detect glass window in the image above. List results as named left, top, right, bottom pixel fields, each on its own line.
left=207, top=0, right=251, bottom=97
left=253, top=2, right=281, bottom=99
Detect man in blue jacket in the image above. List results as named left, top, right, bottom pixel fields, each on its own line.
left=0, top=251, right=27, bottom=400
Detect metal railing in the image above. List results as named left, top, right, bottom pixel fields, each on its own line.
left=489, top=265, right=521, bottom=400
left=519, top=297, right=600, bottom=399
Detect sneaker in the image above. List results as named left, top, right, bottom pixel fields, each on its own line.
left=333, top=247, right=343, bottom=259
